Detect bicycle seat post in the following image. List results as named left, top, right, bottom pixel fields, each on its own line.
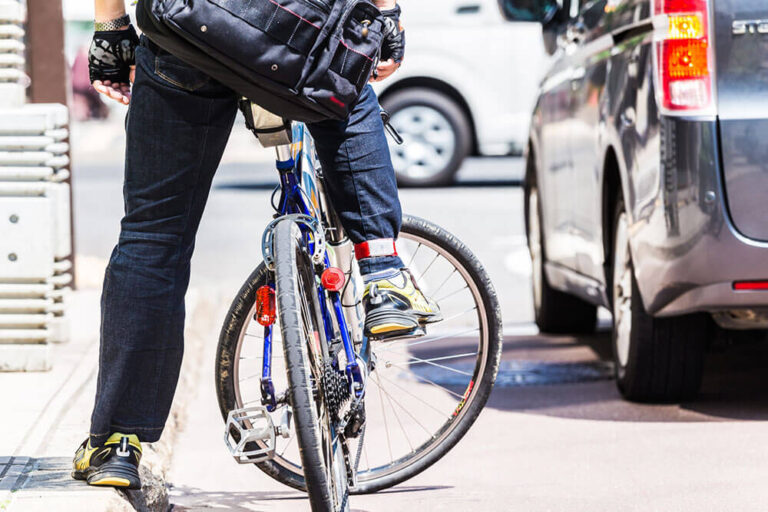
left=275, top=145, right=292, bottom=165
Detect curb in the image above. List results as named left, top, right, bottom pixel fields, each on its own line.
left=1, top=282, right=222, bottom=512
left=119, top=287, right=222, bottom=512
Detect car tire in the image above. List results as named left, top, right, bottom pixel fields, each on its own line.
left=381, top=88, right=472, bottom=187
left=525, top=168, right=597, bottom=334
left=611, top=197, right=709, bottom=402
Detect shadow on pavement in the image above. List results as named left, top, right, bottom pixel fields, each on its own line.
left=212, top=178, right=521, bottom=191
left=169, top=484, right=451, bottom=511
left=169, top=484, right=307, bottom=511
left=420, top=179, right=522, bottom=189
left=486, top=332, right=768, bottom=423
left=215, top=181, right=279, bottom=191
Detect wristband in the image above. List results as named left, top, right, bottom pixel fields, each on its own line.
left=94, top=14, right=131, bottom=32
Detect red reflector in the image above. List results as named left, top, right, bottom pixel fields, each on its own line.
left=733, top=281, right=768, bottom=291
left=321, top=267, right=345, bottom=292
left=256, top=285, right=276, bottom=326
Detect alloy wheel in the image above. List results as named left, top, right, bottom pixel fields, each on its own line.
left=389, top=105, right=456, bottom=182
left=612, top=210, right=632, bottom=370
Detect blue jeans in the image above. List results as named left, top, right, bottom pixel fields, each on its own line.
left=89, top=37, right=403, bottom=444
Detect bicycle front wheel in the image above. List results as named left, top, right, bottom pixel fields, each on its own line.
left=274, top=218, right=349, bottom=511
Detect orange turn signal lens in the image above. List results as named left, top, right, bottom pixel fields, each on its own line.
left=665, top=39, right=709, bottom=79
left=668, top=14, right=704, bottom=39
left=256, top=285, right=276, bottom=326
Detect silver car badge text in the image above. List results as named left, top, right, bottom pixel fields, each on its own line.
left=732, top=20, right=768, bottom=35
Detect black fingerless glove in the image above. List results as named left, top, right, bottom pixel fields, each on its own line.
left=88, top=25, right=139, bottom=84
left=380, top=6, right=405, bottom=64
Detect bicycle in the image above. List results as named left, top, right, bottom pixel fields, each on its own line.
left=214, top=102, right=503, bottom=511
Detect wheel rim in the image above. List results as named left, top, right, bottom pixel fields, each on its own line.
left=389, top=105, right=456, bottom=181
left=528, top=187, right=543, bottom=313
left=230, top=227, right=491, bottom=489
left=612, top=210, right=632, bottom=369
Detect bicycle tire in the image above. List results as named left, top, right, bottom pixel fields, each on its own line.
left=216, top=215, right=502, bottom=495
left=275, top=219, right=349, bottom=511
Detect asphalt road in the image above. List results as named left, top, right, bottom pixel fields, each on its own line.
left=72, top=154, right=768, bottom=511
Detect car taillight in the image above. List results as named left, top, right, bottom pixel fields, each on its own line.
left=255, top=285, right=276, bottom=326
left=652, top=0, right=715, bottom=114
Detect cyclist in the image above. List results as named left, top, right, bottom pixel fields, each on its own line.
left=73, top=0, right=442, bottom=490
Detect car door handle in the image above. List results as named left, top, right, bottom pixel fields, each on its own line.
left=456, top=4, right=481, bottom=14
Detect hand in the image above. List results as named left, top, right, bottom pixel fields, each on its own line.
left=371, top=6, right=405, bottom=83
left=89, top=25, right=139, bottom=105
left=370, top=59, right=399, bottom=82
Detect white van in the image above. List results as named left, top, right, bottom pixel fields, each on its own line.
left=374, top=0, right=548, bottom=186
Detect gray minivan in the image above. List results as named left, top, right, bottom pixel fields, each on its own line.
left=519, top=0, right=768, bottom=401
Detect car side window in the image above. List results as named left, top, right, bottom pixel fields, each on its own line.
left=498, top=0, right=561, bottom=22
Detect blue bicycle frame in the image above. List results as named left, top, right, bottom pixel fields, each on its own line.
left=260, top=123, right=365, bottom=413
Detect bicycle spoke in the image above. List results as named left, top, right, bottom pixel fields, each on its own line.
left=389, top=356, right=472, bottom=377
left=431, top=268, right=458, bottom=298
left=387, top=351, right=477, bottom=368
left=406, top=243, right=422, bottom=268
left=372, top=378, right=434, bottom=438
left=378, top=326, right=480, bottom=352
left=414, top=253, right=440, bottom=283
left=374, top=371, right=394, bottom=463
left=378, top=373, right=414, bottom=452
left=279, top=432, right=296, bottom=457
left=436, top=285, right=469, bottom=303
left=376, top=372, right=451, bottom=418
left=380, top=365, right=465, bottom=401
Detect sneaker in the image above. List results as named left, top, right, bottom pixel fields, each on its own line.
left=72, top=433, right=142, bottom=489
left=363, top=268, right=442, bottom=340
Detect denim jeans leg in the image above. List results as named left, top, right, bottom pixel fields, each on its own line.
left=307, top=85, right=404, bottom=275
left=89, top=39, right=238, bottom=445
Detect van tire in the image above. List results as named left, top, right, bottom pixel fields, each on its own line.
left=611, top=198, right=708, bottom=402
left=382, top=88, right=472, bottom=187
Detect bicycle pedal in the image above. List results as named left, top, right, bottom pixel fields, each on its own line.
left=224, top=406, right=277, bottom=464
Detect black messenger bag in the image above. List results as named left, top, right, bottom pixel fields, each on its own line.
left=136, top=0, right=385, bottom=123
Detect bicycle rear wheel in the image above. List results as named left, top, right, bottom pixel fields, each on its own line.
left=216, top=215, right=502, bottom=495
left=274, top=218, right=348, bottom=511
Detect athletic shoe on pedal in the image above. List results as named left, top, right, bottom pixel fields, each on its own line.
left=363, top=268, right=442, bottom=341
left=72, top=433, right=142, bottom=489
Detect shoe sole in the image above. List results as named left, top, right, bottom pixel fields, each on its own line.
left=365, top=309, right=444, bottom=340
left=80, top=460, right=141, bottom=490
left=365, top=311, right=427, bottom=341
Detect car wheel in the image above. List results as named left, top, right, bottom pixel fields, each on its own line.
left=611, top=197, right=709, bottom=402
left=382, top=88, right=472, bottom=187
left=525, top=170, right=597, bottom=334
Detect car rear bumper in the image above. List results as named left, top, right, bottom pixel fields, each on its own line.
left=631, top=117, right=768, bottom=319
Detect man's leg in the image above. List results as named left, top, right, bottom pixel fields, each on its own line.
left=307, top=85, right=403, bottom=274
left=307, top=85, right=440, bottom=340
left=88, top=40, right=238, bottom=450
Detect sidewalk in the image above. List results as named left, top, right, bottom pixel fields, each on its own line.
left=0, top=259, right=219, bottom=512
